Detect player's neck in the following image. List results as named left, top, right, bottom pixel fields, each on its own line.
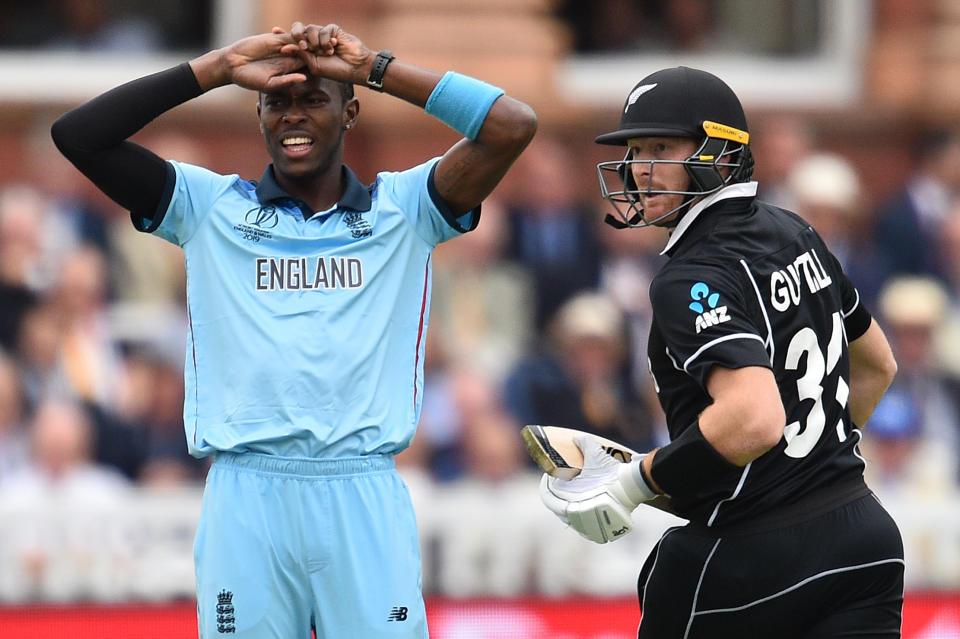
left=275, top=164, right=345, bottom=214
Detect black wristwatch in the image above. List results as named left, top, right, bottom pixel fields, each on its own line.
left=365, top=50, right=395, bottom=92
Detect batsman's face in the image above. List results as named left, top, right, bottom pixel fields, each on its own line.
left=627, top=137, right=698, bottom=226
left=257, top=76, right=358, bottom=180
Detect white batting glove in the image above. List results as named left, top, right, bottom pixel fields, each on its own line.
left=539, top=434, right=656, bottom=544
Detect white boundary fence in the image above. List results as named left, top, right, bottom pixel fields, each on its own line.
left=0, top=470, right=955, bottom=602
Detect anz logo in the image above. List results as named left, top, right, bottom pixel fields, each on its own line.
left=689, top=281, right=731, bottom=334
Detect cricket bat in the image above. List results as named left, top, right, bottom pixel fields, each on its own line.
left=521, top=424, right=678, bottom=515
left=521, top=424, right=639, bottom=480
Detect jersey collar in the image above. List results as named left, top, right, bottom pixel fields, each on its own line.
left=254, top=164, right=373, bottom=219
left=660, top=181, right=759, bottom=255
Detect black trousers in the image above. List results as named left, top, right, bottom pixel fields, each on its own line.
left=637, top=493, right=904, bottom=638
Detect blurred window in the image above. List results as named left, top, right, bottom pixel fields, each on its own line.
left=555, top=0, right=871, bottom=110
left=556, top=0, right=823, bottom=56
left=0, top=1, right=212, bottom=53
left=0, top=0, right=256, bottom=102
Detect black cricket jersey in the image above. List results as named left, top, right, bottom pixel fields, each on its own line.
left=646, top=182, right=873, bottom=529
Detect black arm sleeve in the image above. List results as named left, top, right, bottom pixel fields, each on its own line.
left=50, top=63, right=204, bottom=223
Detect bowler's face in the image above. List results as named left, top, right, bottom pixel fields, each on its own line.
left=627, top=137, right=698, bottom=226
left=257, top=77, right=356, bottom=180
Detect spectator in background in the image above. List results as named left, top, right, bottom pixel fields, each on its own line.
left=0, top=181, right=103, bottom=357
left=430, top=197, right=535, bottom=384
left=750, top=113, right=814, bottom=209
left=658, top=0, right=721, bottom=52
left=504, top=291, right=659, bottom=455
left=418, top=360, right=520, bottom=482
left=866, top=276, right=960, bottom=492
left=118, top=345, right=204, bottom=487
left=4, top=398, right=129, bottom=493
left=557, top=0, right=649, bottom=53
left=873, top=127, right=960, bottom=287
left=0, top=187, right=44, bottom=351
left=0, top=352, right=29, bottom=485
left=431, top=376, right=539, bottom=597
left=556, top=0, right=722, bottom=54
left=505, top=136, right=603, bottom=329
left=933, top=200, right=960, bottom=378
left=596, top=212, right=668, bottom=421
left=0, top=182, right=79, bottom=283
left=786, top=152, right=885, bottom=305
left=859, top=386, right=956, bottom=500
left=0, top=398, right=132, bottom=601
left=14, top=303, right=70, bottom=408
left=46, top=246, right=125, bottom=410
left=26, top=124, right=112, bottom=255
left=19, top=247, right=147, bottom=479
left=0, top=0, right=163, bottom=52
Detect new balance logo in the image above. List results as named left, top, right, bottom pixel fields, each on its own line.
left=387, top=606, right=409, bottom=622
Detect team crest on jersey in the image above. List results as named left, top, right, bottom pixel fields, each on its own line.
left=216, top=589, right=236, bottom=633
left=689, top=282, right=731, bottom=334
left=343, top=211, right=373, bottom=239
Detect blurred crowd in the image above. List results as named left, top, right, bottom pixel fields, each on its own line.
left=2, top=114, right=960, bottom=598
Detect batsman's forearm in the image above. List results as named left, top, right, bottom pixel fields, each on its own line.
left=848, top=319, right=898, bottom=428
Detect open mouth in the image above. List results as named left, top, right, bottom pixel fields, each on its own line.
left=280, top=135, right=315, bottom=157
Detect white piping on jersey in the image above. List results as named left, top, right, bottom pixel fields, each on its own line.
left=739, top=259, right=774, bottom=364
left=643, top=527, right=681, bottom=619
left=706, top=462, right=752, bottom=527
left=851, top=428, right=866, bottom=468
left=842, top=288, right=861, bottom=318
left=683, top=333, right=766, bottom=372
left=661, top=181, right=759, bottom=255
left=665, top=346, right=684, bottom=371
left=690, top=557, right=905, bottom=618
left=683, top=538, right=722, bottom=639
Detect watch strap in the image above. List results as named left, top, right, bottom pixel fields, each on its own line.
left=366, top=50, right=394, bottom=92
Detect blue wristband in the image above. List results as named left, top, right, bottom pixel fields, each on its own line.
left=425, top=71, right=505, bottom=140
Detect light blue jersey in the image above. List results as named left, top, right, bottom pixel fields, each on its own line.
left=140, top=159, right=475, bottom=459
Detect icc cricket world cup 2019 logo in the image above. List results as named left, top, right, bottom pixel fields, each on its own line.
left=216, top=589, right=236, bottom=634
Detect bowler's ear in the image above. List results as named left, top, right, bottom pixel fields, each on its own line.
left=343, top=97, right=359, bottom=131
left=256, top=100, right=264, bottom=134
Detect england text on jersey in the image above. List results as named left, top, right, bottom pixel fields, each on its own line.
left=255, top=256, right=364, bottom=291
left=769, top=248, right=833, bottom=312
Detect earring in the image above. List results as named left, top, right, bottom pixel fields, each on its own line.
left=345, top=124, right=353, bottom=130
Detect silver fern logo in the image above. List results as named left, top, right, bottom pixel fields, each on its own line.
left=626, top=83, right=658, bottom=112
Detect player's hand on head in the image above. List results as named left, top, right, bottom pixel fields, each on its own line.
left=281, top=22, right=373, bottom=85
left=219, top=32, right=308, bottom=92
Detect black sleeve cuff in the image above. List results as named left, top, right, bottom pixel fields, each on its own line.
left=844, top=298, right=873, bottom=342
left=427, top=162, right=480, bottom=233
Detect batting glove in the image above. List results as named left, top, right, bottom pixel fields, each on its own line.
left=539, top=434, right=656, bottom=544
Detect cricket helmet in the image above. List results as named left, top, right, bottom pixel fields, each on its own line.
left=595, top=66, right=753, bottom=229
